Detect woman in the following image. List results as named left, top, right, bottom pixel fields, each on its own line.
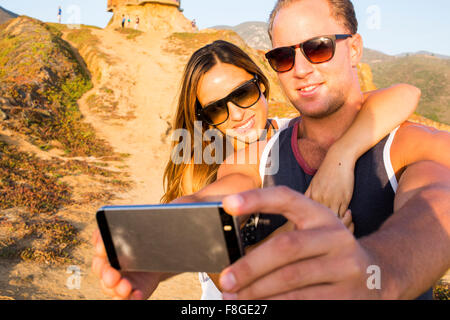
left=161, top=40, right=421, bottom=299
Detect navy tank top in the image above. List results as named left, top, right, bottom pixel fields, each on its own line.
left=251, top=120, right=433, bottom=300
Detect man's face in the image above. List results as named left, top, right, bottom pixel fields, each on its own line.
left=271, top=0, right=356, bottom=118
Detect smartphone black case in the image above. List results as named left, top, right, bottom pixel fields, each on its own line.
left=96, top=203, right=244, bottom=273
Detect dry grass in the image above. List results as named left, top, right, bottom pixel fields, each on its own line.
left=434, top=281, right=449, bottom=300
left=0, top=138, right=130, bottom=265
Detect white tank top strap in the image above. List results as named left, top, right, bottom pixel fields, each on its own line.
left=383, top=126, right=400, bottom=193
left=199, top=272, right=223, bottom=300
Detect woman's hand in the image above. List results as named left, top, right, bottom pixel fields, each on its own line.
left=91, top=229, right=168, bottom=300
left=305, top=146, right=356, bottom=230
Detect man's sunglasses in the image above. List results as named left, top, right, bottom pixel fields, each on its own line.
left=265, top=34, right=353, bottom=73
left=196, top=75, right=262, bottom=126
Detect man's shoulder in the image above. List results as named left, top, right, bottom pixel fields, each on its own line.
left=393, top=121, right=444, bottom=152
left=391, top=121, right=449, bottom=176
left=396, top=120, right=440, bottom=136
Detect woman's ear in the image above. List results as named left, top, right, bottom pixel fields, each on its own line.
left=349, top=33, right=363, bottom=68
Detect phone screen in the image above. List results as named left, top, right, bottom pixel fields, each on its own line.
left=97, top=203, right=243, bottom=273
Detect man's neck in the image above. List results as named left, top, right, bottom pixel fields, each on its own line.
left=298, top=93, right=363, bottom=151
left=295, top=89, right=364, bottom=171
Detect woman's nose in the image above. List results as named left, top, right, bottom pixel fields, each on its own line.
left=227, top=102, right=245, bottom=121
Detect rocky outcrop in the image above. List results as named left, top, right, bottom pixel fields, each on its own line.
left=107, top=0, right=180, bottom=11
left=107, top=0, right=193, bottom=33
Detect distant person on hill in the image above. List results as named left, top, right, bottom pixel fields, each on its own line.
left=121, top=14, right=126, bottom=29
left=191, top=19, right=197, bottom=30
left=135, top=16, right=140, bottom=30
left=91, top=39, right=430, bottom=300
left=57, top=6, right=62, bottom=24
left=127, top=15, right=131, bottom=27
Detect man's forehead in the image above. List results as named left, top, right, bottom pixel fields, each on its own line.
left=271, top=0, right=346, bottom=47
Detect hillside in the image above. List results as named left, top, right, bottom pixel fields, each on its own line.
left=397, top=51, right=450, bottom=60
left=0, top=6, right=18, bottom=25
left=370, top=55, right=450, bottom=125
left=0, top=16, right=130, bottom=299
left=212, top=21, right=271, bottom=51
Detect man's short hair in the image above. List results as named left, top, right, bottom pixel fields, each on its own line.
left=268, top=0, right=358, bottom=41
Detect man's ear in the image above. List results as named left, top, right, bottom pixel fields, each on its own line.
left=349, top=33, right=363, bottom=67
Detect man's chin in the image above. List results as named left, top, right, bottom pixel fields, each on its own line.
left=296, top=103, right=343, bottom=120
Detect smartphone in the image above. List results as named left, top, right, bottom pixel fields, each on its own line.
left=96, top=202, right=244, bottom=273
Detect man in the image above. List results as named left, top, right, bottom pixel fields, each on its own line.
left=93, top=0, right=450, bottom=300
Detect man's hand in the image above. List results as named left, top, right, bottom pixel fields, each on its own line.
left=218, top=186, right=379, bottom=300
left=91, top=229, right=168, bottom=300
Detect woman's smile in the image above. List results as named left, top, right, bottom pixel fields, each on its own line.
left=232, top=115, right=256, bottom=135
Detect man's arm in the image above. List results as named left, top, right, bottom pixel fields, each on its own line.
left=215, top=162, right=450, bottom=300
left=359, top=160, right=450, bottom=299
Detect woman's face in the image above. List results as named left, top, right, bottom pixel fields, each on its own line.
left=196, top=62, right=268, bottom=144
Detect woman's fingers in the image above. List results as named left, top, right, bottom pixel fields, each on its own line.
left=304, top=187, right=311, bottom=199
left=102, top=265, right=122, bottom=289
left=348, top=223, right=355, bottom=234
left=115, top=278, right=133, bottom=299
left=341, top=210, right=353, bottom=228
left=92, top=255, right=107, bottom=278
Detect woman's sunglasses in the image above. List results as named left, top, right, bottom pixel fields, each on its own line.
left=196, top=75, right=262, bottom=126
left=265, top=34, right=353, bottom=73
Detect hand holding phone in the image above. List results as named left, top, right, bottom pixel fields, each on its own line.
left=96, top=202, right=244, bottom=273
left=92, top=229, right=164, bottom=300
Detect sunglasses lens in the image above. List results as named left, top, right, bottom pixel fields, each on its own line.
left=267, top=47, right=295, bottom=72
left=230, top=81, right=261, bottom=108
left=200, top=79, right=261, bottom=126
left=303, top=37, right=334, bottom=63
left=201, top=102, right=228, bottom=125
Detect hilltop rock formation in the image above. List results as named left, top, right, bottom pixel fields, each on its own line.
left=107, top=0, right=193, bottom=33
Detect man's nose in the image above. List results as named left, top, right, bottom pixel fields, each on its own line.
left=292, top=49, right=314, bottom=78
left=227, top=102, right=245, bottom=121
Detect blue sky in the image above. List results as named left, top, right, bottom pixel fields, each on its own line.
left=1, top=0, right=449, bottom=56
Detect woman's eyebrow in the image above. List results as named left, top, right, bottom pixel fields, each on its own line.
left=203, top=78, right=251, bottom=107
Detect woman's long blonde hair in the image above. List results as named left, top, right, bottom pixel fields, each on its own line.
left=161, top=40, right=270, bottom=203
